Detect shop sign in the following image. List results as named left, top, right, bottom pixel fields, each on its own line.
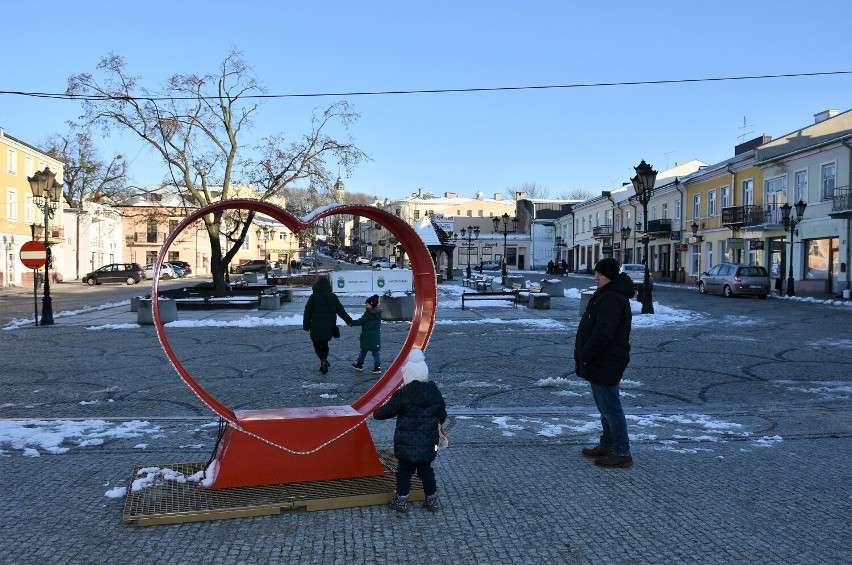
left=727, top=238, right=744, bottom=249
left=749, top=241, right=765, bottom=250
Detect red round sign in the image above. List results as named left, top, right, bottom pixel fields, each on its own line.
left=20, top=240, right=48, bottom=269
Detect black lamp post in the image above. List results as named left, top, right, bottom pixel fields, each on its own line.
left=630, top=160, right=658, bottom=314
left=691, top=222, right=702, bottom=277
left=27, top=167, right=63, bottom=326
left=492, top=213, right=518, bottom=279
left=620, top=227, right=631, bottom=263
left=456, top=225, right=480, bottom=278
left=780, top=199, right=807, bottom=297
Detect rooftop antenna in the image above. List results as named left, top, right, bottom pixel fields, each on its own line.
left=663, top=151, right=674, bottom=169
left=737, top=116, right=755, bottom=144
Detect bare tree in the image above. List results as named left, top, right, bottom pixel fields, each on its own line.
left=67, top=48, right=367, bottom=290
left=558, top=188, right=594, bottom=201
left=42, top=123, right=128, bottom=279
left=504, top=182, right=550, bottom=200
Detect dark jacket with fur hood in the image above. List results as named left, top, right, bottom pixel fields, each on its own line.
left=574, top=273, right=634, bottom=386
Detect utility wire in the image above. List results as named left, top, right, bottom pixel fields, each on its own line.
left=1, top=70, right=850, bottom=102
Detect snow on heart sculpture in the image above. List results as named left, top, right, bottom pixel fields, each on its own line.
left=150, top=200, right=437, bottom=488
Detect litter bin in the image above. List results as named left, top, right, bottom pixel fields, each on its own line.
left=579, top=289, right=595, bottom=314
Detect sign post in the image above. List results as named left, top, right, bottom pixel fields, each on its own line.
left=20, top=241, right=48, bottom=326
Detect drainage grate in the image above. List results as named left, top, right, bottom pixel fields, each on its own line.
left=122, top=451, right=424, bottom=526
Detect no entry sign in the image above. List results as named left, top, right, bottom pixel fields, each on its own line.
left=20, top=241, right=48, bottom=269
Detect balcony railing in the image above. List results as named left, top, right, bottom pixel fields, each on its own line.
left=592, top=225, right=613, bottom=239
left=832, top=185, right=851, bottom=214
left=646, top=218, right=672, bottom=235
left=126, top=232, right=169, bottom=245
left=722, top=205, right=784, bottom=228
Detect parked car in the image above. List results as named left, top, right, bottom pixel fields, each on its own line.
left=164, top=262, right=186, bottom=277
left=354, top=256, right=371, bottom=265
left=144, top=263, right=180, bottom=280
left=698, top=263, right=770, bottom=299
left=620, top=263, right=655, bottom=288
left=479, top=260, right=500, bottom=271
left=83, top=263, right=145, bottom=286
left=169, top=260, right=192, bottom=275
left=372, top=257, right=397, bottom=269
left=231, top=260, right=272, bottom=274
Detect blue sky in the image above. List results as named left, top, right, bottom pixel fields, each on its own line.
left=3, top=1, right=852, bottom=200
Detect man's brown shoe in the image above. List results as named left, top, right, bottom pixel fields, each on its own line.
left=594, top=454, right=633, bottom=468
left=581, top=446, right=614, bottom=458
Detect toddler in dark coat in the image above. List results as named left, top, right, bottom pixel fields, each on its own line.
left=372, top=348, right=447, bottom=512
left=349, top=294, right=383, bottom=374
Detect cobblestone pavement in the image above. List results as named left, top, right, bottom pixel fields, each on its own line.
left=1, top=278, right=850, bottom=564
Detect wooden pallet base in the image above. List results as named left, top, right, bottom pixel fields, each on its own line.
left=123, top=451, right=423, bottom=526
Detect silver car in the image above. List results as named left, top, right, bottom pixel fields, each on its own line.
left=144, top=263, right=179, bottom=280
left=698, top=263, right=770, bottom=299
left=620, top=263, right=654, bottom=288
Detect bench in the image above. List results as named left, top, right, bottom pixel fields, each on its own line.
left=461, top=290, right=518, bottom=310
left=158, top=284, right=280, bottom=309
left=475, top=276, right=495, bottom=291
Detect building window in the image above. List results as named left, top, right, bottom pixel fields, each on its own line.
left=794, top=170, right=808, bottom=203
left=650, top=205, right=657, bottom=221
left=395, top=208, right=401, bottom=216
left=693, top=194, right=701, bottom=220
left=721, top=185, right=730, bottom=209
left=7, top=190, right=17, bottom=220
left=625, top=210, right=631, bottom=227
left=674, top=200, right=680, bottom=221
left=25, top=156, right=33, bottom=178
left=478, top=210, right=484, bottom=217
left=742, top=179, right=754, bottom=205
left=821, top=162, right=836, bottom=200
left=7, top=149, right=17, bottom=174
left=25, top=194, right=33, bottom=223
left=581, top=217, right=586, bottom=232
left=413, top=210, right=420, bottom=220
left=466, top=210, right=472, bottom=217
left=595, top=212, right=600, bottom=227
left=146, top=218, right=158, bottom=243
left=662, top=202, right=668, bottom=219
left=708, top=190, right=717, bottom=217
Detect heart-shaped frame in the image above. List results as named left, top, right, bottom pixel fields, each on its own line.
left=150, top=199, right=437, bottom=487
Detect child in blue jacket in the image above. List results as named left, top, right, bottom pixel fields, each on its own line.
left=350, top=294, right=383, bottom=374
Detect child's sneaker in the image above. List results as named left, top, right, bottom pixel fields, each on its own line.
left=387, top=496, right=408, bottom=512
left=351, top=363, right=363, bottom=371
left=371, top=365, right=382, bottom=374
left=422, top=496, right=439, bottom=512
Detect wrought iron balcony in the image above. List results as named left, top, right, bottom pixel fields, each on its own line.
left=592, top=225, right=613, bottom=239
left=723, top=205, right=783, bottom=228
left=830, top=185, right=851, bottom=217
left=646, top=219, right=672, bottom=235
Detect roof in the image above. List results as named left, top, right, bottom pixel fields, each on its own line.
left=412, top=217, right=443, bottom=246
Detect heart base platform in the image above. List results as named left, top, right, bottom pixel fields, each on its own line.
left=123, top=452, right=423, bottom=526
left=209, top=405, right=384, bottom=489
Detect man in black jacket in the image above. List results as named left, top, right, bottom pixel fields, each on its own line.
left=574, top=257, right=635, bottom=468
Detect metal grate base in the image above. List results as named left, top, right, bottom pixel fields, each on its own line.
left=122, top=451, right=424, bottom=526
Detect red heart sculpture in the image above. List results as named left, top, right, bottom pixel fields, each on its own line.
left=151, top=200, right=437, bottom=487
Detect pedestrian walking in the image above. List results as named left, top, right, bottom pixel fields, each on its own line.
left=373, top=349, right=447, bottom=512
left=302, top=277, right=353, bottom=374
left=350, top=294, right=383, bottom=374
left=574, top=257, right=635, bottom=467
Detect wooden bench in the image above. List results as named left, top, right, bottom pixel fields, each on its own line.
left=461, top=290, right=518, bottom=310
left=474, top=276, right=495, bottom=291
left=158, top=284, right=279, bottom=309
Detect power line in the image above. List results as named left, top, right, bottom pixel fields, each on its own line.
left=1, top=70, right=850, bottom=102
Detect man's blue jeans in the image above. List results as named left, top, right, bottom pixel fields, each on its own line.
left=590, top=383, right=631, bottom=456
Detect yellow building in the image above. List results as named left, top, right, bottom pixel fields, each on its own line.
left=1, top=128, right=65, bottom=287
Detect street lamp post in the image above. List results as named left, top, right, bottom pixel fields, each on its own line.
left=780, top=199, right=807, bottom=297
left=456, top=225, right=480, bottom=278
left=620, top=227, right=631, bottom=263
left=27, top=167, right=63, bottom=326
left=630, top=160, right=658, bottom=314
left=492, top=213, right=518, bottom=279
left=691, top=222, right=702, bottom=278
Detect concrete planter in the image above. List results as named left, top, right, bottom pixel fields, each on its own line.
left=579, top=290, right=595, bottom=314
left=129, top=296, right=147, bottom=312
left=540, top=279, right=565, bottom=297
left=137, top=298, right=178, bottom=325
left=380, top=294, right=414, bottom=321
left=243, top=273, right=259, bottom=283
left=503, top=275, right=524, bottom=289
left=259, top=295, right=282, bottom=310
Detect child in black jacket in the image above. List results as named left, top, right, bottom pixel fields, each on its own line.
left=372, top=348, right=447, bottom=512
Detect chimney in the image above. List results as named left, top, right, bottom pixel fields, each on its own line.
left=735, top=134, right=772, bottom=155
left=494, top=193, right=502, bottom=201
left=814, top=109, right=840, bottom=124
left=516, top=191, right=526, bottom=201
left=418, top=188, right=424, bottom=198
left=444, top=192, right=456, bottom=198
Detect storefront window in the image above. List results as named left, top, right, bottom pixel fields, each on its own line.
left=805, top=239, right=830, bottom=280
